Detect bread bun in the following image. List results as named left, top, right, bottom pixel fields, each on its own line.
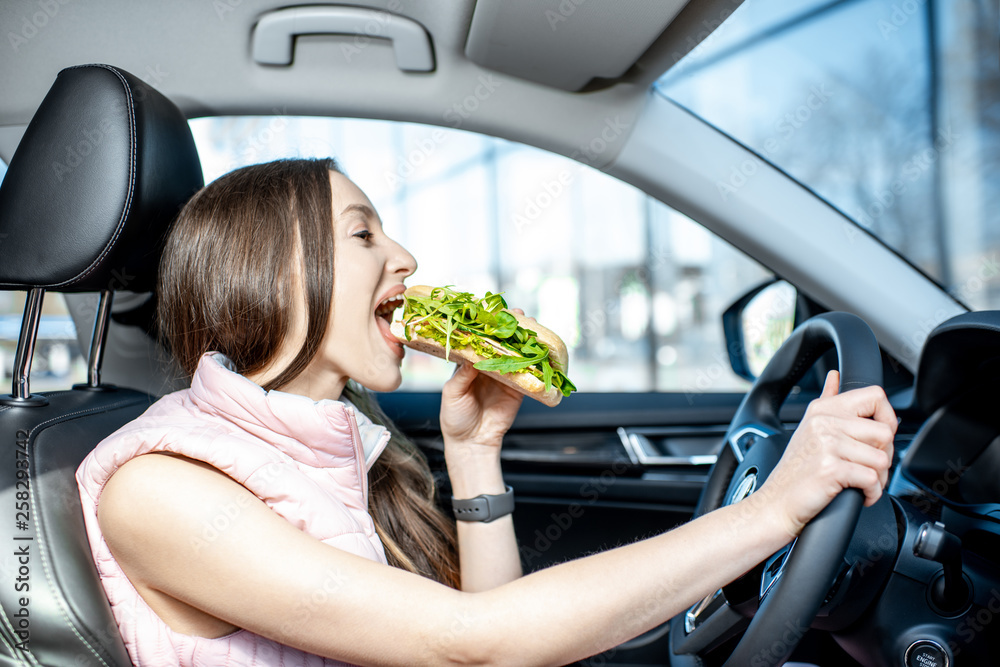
left=392, top=285, right=569, bottom=407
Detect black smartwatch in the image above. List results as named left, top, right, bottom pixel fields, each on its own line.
left=451, top=485, right=515, bottom=522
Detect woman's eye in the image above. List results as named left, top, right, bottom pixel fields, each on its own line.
left=353, top=229, right=374, bottom=242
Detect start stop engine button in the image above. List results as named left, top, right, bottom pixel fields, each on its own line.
left=904, top=639, right=950, bottom=667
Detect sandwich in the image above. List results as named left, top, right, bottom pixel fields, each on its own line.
left=390, top=285, right=576, bottom=406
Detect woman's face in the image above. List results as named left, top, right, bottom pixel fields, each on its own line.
left=245, top=170, right=417, bottom=399
left=315, top=171, right=417, bottom=394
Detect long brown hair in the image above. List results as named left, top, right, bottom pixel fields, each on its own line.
left=158, top=158, right=460, bottom=588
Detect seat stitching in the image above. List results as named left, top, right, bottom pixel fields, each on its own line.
left=48, top=64, right=137, bottom=289
left=0, top=610, right=38, bottom=666
left=30, top=519, right=110, bottom=667
left=27, top=398, right=146, bottom=439
left=0, top=391, right=77, bottom=416
left=26, top=396, right=148, bottom=666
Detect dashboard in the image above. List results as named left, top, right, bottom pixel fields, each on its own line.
left=840, top=312, right=1000, bottom=666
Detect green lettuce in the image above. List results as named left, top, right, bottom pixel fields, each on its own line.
left=400, top=286, right=577, bottom=397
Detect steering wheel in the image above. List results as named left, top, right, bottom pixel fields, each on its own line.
left=668, top=312, right=883, bottom=666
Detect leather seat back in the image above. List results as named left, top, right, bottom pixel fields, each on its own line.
left=0, top=64, right=202, bottom=666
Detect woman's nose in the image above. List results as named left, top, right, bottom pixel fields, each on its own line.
left=388, top=238, right=417, bottom=277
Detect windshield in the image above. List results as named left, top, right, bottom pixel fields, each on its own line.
left=656, top=0, right=999, bottom=310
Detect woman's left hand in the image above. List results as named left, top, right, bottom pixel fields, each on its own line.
left=439, top=307, right=528, bottom=452
left=440, top=362, right=523, bottom=451
left=440, top=309, right=529, bottom=590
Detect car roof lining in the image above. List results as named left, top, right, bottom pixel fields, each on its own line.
left=0, top=0, right=742, bottom=163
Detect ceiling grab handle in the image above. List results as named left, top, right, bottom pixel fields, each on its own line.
left=252, top=5, right=435, bottom=72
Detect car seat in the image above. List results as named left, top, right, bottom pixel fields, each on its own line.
left=0, top=63, right=202, bottom=667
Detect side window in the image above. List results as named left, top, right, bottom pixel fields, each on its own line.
left=190, top=117, right=773, bottom=393
left=0, top=157, right=85, bottom=390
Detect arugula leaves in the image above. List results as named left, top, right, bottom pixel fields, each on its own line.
left=400, top=286, right=577, bottom=397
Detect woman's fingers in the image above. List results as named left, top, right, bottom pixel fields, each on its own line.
left=840, top=460, right=884, bottom=506
left=801, top=415, right=894, bottom=478
left=444, top=362, right=478, bottom=396
left=510, top=307, right=541, bottom=325
left=769, top=380, right=899, bottom=533
left=835, top=437, right=892, bottom=486
left=831, top=416, right=896, bottom=453
left=820, top=370, right=840, bottom=398
left=815, top=383, right=898, bottom=432
left=845, top=385, right=898, bottom=431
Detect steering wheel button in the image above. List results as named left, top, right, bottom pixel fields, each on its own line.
left=904, top=639, right=950, bottom=667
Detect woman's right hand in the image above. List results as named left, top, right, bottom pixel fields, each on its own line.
left=756, top=370, right=897, bottom=539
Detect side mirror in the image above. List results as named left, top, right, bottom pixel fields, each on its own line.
left=722, top=279, right=797, bottom=382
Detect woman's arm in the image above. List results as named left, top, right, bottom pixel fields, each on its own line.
left=100, top=371, right=894, bottom=667
left=439, top=363, right=524, bottom=592
left=100, top=450, right=787, bottom=666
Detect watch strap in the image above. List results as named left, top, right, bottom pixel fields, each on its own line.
left=451, top=485, right=514, bottom=522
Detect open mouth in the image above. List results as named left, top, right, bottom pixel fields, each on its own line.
left=375, top=294, right=406, bottom=357
left=375, top=294, right=404, bottom=324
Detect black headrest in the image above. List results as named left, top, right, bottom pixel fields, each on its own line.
left=0, top=64, right=203, bottom=293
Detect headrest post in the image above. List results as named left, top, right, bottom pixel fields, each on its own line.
left=13, top=288, right=44, bottom=398
left=87, top=290, right=114, bottom=388
left=0, top=288, right=49, bottom=407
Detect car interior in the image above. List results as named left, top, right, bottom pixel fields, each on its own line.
left=0, top=1, right=997, bottom=666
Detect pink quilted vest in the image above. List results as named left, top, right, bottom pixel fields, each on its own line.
left=76, top=353, right=392, bottom=666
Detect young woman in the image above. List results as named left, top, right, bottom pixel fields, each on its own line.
left=77, top=158, right=896, bottom=666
